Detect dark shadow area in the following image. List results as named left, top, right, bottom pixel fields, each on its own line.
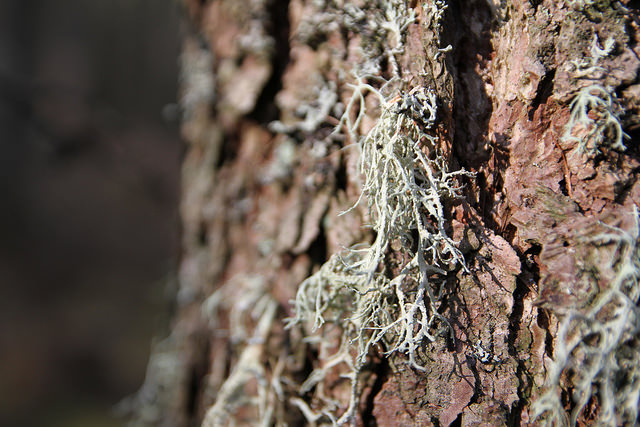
left=0, top=1, right=181, bottom=425
left=446, top=0, right=494, bottom=172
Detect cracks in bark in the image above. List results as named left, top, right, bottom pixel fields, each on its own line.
left=527, top=69, right=556, bottom=120
left=450, top=412, right=463, bottom=427
left=360, top=354, right=389, bottom=426
left=335, top=158, right=349, bottom=193
left=448, top=0, right=494, bottom=169
left=186, top=332, right=212, bottom=422
left=558, top=177, right=570, bottom=198
left=613, top=163, right=640, bottom=204
left=248, top=0, right=291, bottom=125
left=475, top=148, right=508, bottom=234
left=305, top=220, right=328, bottom=266
left=216, top=130, right=240, bottom=169
left=447, top=0, right=513, bottom=240
left=507, top=244, right=541, bottom=424
left=466, top=355, right=483, bottom=405
left=536, top=307, right=554, bottom=361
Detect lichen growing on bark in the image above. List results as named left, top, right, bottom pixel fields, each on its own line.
left=129, top=0, right=640, bottom=426
left=562, top=84, right=628, bottom=156
left=286, top=75, right=472, bottom=423
left=533, top=209, right=640, bottom=426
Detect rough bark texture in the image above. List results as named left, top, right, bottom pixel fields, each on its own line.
left=129, top=1, right=640, bottom=426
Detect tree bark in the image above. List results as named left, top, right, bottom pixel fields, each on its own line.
left=129, top=1, right=640, bottom=425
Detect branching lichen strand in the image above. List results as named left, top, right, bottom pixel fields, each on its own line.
left=287, top=76, right=472, bottom=424
left=532, top=208, right=640, bottom=426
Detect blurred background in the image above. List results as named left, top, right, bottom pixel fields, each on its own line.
left=0, top=0, right=181, bottom=425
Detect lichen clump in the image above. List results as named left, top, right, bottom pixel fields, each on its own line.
left=287, top=76, right=471, bottom=423
left=562, top=34, right=628, bottom=156
left=562, top=84, right=628, bottom=156
left=533, top=209, right=640, bottom=425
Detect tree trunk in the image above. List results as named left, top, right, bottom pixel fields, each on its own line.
left=128, top=1, right=640, bottom=425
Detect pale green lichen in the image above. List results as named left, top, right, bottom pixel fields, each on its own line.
left=568, top=34, right=614, bottom=79
left=287, top=71, right=471, bottom=424
left=532, top=208, right=640, bottom=426
left=565, top=0, right=612, bottom=11
left=269, top=79, right=339, bottom=135
left=562, top=84, right=628, bottom=156
left=562, top=33, right=628, bottom=157
left=201, top=275, right=284, bottom=427
left=296, top=0, right=416, bottom=77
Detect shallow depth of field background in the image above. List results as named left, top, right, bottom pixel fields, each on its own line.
left=0, top=1, right=181, bottom=425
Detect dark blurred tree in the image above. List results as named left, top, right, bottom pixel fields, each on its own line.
left=0, top=1, right=180, bottom=425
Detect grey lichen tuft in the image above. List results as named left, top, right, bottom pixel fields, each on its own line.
left=532, top=208, right=640, bottom=426
left=562, top=84, right=628, bottom=156
left=201, top=275, right=283, bottom=427
left=296, top=0, right=416, bottom=77
left=562, top=34, right=628, bottom=157
left=287, top=74, right=472, bottom=424
left=568, top=34, right=614, bottom=79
